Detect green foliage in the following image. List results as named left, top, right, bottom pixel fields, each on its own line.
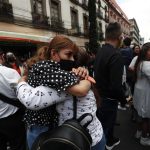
left=88, top=0, right=99, bottom=54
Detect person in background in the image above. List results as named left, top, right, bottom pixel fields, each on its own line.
left=120, top=37, right=133, bottom=108
left=133, top=42, right=150, bottom=146
left=128, top=44, right=141, bottom=122
left=120, top=37, right=133, bottom=68
left=94, top=22, right=127, bottom=150
left=0, top=48, right=26, bottom=150
left=132, top=44, right=141, bottom=58
left=5, top=52, right=25, bottom=76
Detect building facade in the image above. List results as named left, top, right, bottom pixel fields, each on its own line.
left=129, top=18, right=140, bottom=45
left=0, top=0, right=91, bottom=48
left=0, top=0, right=111, bottom=48
left=96, top=0, right=108, bottom=42
left=107, top=0, right=130, bottom=37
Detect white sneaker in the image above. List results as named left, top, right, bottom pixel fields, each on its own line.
left=135, top=130, right=142, bottom=139
left=140, top=137, right=150, bottom=146
left=118, top=105, right=127, bottom=110
left=125, top=103, right=130, bottom=108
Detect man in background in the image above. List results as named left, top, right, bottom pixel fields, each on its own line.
left=0, top=48, right=26, bottom=150
left=94, top=22, right=127, bottom=150
left=120, top=37, right=133, bottom=89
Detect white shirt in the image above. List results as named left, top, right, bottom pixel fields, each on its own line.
left=129, top=56, right=138, bottom=70
left=0, top=65, right=20, bottom=118
left=17, top=82, right=103, bottom=146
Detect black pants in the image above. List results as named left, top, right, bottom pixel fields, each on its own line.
left=96, top=97, right=118, bottom=143
left=0, top=109, right=26, bottom=150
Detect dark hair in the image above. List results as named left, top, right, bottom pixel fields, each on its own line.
left=134, top=42, right=150, bottom=81
left=132, top=44, right=140, bottom=56
left=76, top=48, right=90, bottom=67
left=123, top=37, right=132, bottom=46
left=105, top=22, right=122, bottom=40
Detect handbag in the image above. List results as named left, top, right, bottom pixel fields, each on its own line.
left=31, top=96, right=93, bottom=150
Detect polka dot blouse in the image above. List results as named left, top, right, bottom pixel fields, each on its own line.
left=24, top=60, right=79, bottom=126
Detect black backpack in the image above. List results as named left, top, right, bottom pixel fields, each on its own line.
left=31, top=97, right=93, bottom=150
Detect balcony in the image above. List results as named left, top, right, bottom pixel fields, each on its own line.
left=0, top=2, right=13, bottom=22
left=50, top=18, right=65, bottom=32
left=81, top=3, right=88, bottom=10
left=70, top=0, right=79, bottom=5
left=97, top=12, right=103, bottom=19
left=67, top=25, right=81, bottom=36
left=32, top=13, right=49, bottom=29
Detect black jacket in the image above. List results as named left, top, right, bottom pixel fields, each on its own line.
left=94, top=43, right=126, bottom=104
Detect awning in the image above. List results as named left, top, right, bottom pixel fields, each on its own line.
left=0, top=31, right=51, bottom=43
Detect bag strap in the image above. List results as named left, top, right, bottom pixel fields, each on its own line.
left=73, top=96, right=77, bottom=119
left=77, top=113, right=93, bottom=128
left=72, top=96, right=93, bottom=128
left=0, top=93, right=24, bottom=108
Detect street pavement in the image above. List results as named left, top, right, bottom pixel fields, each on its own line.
left=113, top=107, right=149, bottom=150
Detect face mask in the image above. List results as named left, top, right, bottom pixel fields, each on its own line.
left=59, top=60, right=77, bottom=71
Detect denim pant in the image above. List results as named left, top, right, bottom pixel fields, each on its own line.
left=96, top=97, right=118, bottom=143
left=92, top=133, right=106, bottom=150
left=27, top=125, right=49, bottom=150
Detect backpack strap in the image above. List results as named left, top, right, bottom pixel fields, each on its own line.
left=0, top=93, right=24, bottom=109
left=73, top=96, right=77, bottom=119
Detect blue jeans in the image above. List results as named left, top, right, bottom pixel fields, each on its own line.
left=92, top=133, right=106, bottom=150
left=27, top=125, right=49, bottom=150
left=96, top=97, right=118, bottom=143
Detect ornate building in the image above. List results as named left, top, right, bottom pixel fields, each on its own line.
left=129, top=18, right=140, bottom=45
left=107, top=0, right=130, bottom=37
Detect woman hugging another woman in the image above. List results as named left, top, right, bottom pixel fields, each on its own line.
left=17, top=35, right=105, bottom=150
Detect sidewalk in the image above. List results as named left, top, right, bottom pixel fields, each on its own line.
left=113, top=108, right=149, bottom=150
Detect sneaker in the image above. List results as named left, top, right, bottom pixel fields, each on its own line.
left=118, top=105, right=127, bottom=110
left=106, top=138, right=120, bottom=150
left=135, top=130, right=142, bottom=139
left=140, top=137, right=150, bottom=146
left=125, top=103, right=130, bottom=108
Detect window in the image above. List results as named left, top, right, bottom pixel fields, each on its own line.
left=83, top=15, right=88, bottom=30
left=99, top=22, right=102, bottom=32
left=51, top=1, right=59, bottom=20
left=98, top=0, right=101, bottom=7
left=71, top=9, right=78, bottom=28
left=83, top=15, right=88, bottom=36
left=33, top=0, right=43, bottom=14
left=82, top=0, right=88, bottom=5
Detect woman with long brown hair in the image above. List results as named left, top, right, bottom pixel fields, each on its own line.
left=133, top=42, right=150, bottom=146
left=18, top=36, right=105, bottom=150
left=18, top=36, right=93, bottom=149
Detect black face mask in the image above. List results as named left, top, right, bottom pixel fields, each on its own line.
left=59, top=60, right=77, bottom=71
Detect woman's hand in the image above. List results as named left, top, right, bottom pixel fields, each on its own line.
left=72, top=67, right=96, bottom=84
left=18, top=76, right=27, bottom=83
left=72, top=67, right=89, bottom=79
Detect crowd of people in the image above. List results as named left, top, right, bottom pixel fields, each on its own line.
left=0, top=21, right=150, bottom=150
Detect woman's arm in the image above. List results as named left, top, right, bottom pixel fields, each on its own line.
left=17, top=81, right=71, bottom=110
left=67, top=80, right=91, bottom=97
left=66, top=68, right=91, bottom=97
